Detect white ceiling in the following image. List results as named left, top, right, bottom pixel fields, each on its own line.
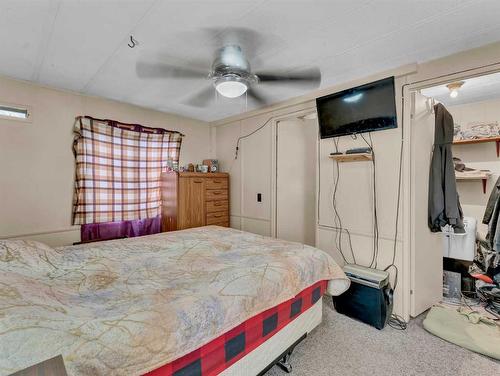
left=2, top=0, right=500, bottom=122
left=421, top=71, right=500, bottom=106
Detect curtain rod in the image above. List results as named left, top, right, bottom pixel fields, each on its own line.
left=74, top=115, right=185, bottom=137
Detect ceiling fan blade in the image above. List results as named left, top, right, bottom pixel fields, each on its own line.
left=256, top=68, right=321, bottom=87
left=182, top=85, right=216, bottom=107
left=136, top=62, right=207, bottom=80
left=177, top=27, right=281, bottom=67
left=246, top=88, right=268, bottom=106
left=217, top=27, right=262, bottom=58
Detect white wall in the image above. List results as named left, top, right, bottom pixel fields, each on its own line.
left=0, top=76, right=211, bottom=246
left=214, top=112, right=275, bottom=235
left=211, top=41, right=500, bottom=321
left=316, top=77, right=405, bottom=315
left=448, top=97, right=500, bottom=236
left=276, top=118, right=317, bottom=246
left=212, top=75, right=406, bottom=314
left=215, top=101, right=327, bottom=237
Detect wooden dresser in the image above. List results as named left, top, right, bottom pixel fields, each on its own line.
left=161, top=171, right=229, bottom=231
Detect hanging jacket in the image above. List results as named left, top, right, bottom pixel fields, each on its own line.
left=483, top=176, right=500, bottom=224
left=428, top=103, right=465, bottom=233
left=482, top=176, right=500, bottom=252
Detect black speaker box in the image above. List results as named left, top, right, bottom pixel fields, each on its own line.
left=332, top=281, right=393, bottom=330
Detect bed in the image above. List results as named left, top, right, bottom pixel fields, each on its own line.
left=0, top=226, right=349, bottom=375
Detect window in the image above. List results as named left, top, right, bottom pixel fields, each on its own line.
left=73, top=116, right=183, bottom=228
left=0, top=104, right=30, bottom=121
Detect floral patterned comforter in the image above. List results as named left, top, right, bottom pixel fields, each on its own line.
left=0, top=226, right=348, bottom=375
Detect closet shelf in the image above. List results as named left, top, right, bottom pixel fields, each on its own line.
left=453, top=136, right=500, bottom=157
left=456, top=172, right=492, bottom=194
left=329, top=153, right=373, bottom=162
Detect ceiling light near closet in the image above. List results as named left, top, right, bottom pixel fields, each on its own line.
left=446, top=81, right=464, bottom=98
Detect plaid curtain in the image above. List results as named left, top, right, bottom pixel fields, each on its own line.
left=72, top=116, right=182, bottom=225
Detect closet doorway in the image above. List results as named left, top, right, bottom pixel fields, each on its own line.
left=409, top=91, right=443, bottom=316
left=275, top=114, right=318, bottom=246
left=408, top=69, right=500, bottom=317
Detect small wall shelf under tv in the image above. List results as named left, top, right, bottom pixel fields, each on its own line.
left=329, top=153, right=373, bottom=162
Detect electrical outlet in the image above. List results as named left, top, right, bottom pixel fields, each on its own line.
left=257, top=193, right=262, bottom=202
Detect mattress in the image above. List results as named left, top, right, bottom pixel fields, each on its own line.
left=0, top=226, right=349, bottom=375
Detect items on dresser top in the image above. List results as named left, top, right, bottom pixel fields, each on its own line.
left=161, top=171, right=230, bottom=231
left=203, top=159, right=219, bottom=172
left=197, top=164, right=209, bottom=173
left=180, top=160, right=219, bottom=173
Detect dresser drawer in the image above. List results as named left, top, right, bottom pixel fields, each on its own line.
left=206, top=212, right=229, bottom=225
left=206, top=189, right=228, bottom=201
left=206, top=200, right=229, bottom=213
left=210, top=221, right=230, bottom=227
left=206, top=177, right=228, bottom=190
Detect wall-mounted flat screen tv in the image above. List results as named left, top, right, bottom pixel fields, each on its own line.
left=316, top=76, right=397, bottom=139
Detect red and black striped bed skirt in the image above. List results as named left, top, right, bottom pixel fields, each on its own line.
left=144, top=280, right=327, bottom=376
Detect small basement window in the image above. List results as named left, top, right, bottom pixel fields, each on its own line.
left=0, top=104, right=30, bottom=120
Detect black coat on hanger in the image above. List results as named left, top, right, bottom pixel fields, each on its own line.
left=428, top=103, right=465, bottom=233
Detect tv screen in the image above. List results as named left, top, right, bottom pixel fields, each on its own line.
left=316, top=76, right=397, bottom=139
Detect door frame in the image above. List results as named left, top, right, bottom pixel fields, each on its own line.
left=270, top=108, right=318, bottom=239
left=402, top=64, right=500, bottom=318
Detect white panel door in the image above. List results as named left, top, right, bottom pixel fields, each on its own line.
left=410, top=91, right=443, bottom=317
left=240, top=116, right=272, bottom=235
left=276, top=119, right=317, bottom=246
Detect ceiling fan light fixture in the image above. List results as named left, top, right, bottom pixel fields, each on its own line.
left=215, top=78, right=248, bottom=98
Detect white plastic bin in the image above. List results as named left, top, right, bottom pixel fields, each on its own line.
left=442, top=217, right=476, bottom=261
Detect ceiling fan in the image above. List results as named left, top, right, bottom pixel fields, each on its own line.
left=136, top=28, right=321, bottom=107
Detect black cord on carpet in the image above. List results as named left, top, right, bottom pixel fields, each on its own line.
left=388, top=313, right=408, bottom=330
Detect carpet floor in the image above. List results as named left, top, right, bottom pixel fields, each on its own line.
left=265, top=297, right=499, bottom=376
